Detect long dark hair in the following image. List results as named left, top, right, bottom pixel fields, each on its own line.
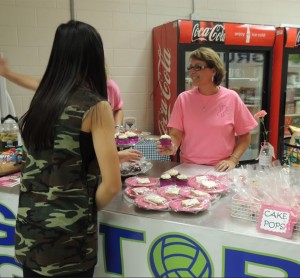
left=19, top=20, right=107, bottom=150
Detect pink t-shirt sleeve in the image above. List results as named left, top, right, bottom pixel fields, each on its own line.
left=168, top=95, right=184, bottom=132
left=107, top=79, right=123, bottom=111
left=232, top=93, right=258, bottom=135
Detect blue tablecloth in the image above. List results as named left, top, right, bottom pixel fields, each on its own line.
left=133, top=140, right=171, bottom=161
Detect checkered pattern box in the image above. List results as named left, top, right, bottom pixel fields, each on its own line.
left=134, top=140, right=170, bottom=161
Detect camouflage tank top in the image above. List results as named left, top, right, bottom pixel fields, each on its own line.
left=15, top=88, right=103, bottom=276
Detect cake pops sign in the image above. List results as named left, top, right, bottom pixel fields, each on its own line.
left=256, top=204, right=297, bottom=238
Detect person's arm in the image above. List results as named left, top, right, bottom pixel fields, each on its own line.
left=107, top=79, right=124, bottom=130
left=157, top=127, right=183, bottom=156
left=118, top=148, right=143, bottom=163
left=88, top=101, right=122, bottom=210
left=214, top=132, right=251, bottom=172
left=113, top=108, right=124, bottom=128
left=0, top=57, right=40, bottom=91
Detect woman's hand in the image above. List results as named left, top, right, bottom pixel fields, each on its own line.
left=118, top=149, right=143, bottom=163
left=214, top=159, right=237, bottom=172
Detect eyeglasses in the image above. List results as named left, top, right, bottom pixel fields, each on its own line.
left=187, top=65, right=208, bottom=71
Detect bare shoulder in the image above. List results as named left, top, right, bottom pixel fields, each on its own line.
left=81, top=101, right=111, bottom=132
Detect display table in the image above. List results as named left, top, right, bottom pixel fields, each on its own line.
left=95, top=162, right=300, bottom=277
left=1, top=162, right=300, bottom=277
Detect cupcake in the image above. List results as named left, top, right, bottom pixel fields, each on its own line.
left=116, top=134, right=129, bottom=145
left=159, top=134, right=172, bottom=146
left=125, top=131, right=139, bottom=144
left=175, top=174, right=188, bottom=186
left=160, top=173, right=173, bottom=186
left=167, top=169, right=179, bottom=182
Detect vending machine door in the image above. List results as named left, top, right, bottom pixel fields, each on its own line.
left=284, top=54, right=300, bottom=136
left=228, top=51, right=266, bottom=162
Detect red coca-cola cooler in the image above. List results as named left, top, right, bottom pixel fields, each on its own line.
left=269, top=26, right=300, bottom=162
left=153, top=20, right=275, bottom=163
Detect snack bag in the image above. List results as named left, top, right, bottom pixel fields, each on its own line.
left=0, top=147, right=22, bottom=176
left=286, top=131, right=300, bottom=167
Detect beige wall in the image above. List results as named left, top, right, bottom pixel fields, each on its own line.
left=1, top=0, right=300, bottom=133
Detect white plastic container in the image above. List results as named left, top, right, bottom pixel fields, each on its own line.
left=0, top=116, right=19, bottom=151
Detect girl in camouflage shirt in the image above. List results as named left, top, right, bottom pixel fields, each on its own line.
left=15, top=20, right=122, bottom=277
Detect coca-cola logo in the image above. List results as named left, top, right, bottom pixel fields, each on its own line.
left=295, top=30, right=300, bottom=47
left=157, top=44, right=172, bottom=135
left=192, top=23, right=225, bottom=43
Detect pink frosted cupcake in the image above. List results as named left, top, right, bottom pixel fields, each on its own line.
left=125, top=131, right=139, bottom=144
left=167, top=169, right=180, bottom=182
left=160, top=173, right=173, bottom=187
left=159, top=134, right=172, bottom=146
left=116, top=134, right=130, bottom=145
left=175, top=174, right=188, bottom=187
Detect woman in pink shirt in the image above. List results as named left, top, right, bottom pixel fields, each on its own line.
left=106, top=78, right=124, bottom=129
left=157, top=47, right=258, bottom=172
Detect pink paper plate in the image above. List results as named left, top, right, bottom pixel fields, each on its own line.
left=198, top=184, right=229, bottom=194
left=169, top=198, right=210, bottom=213
left=187, top=174, right=219, bottom=185
left=188, top=175, right=229, bottom=194
left=157, top=186, right=182, bottom=200
left=125, top=176, right=159, bottom=187
left=179, top=187, right=211, bottom=200
left=209, top=193, right=221, bottom=202
left=123, top=186, right=157, bottom=199
left=135, top=194, right=169, bottom=210
left=179, top=187, right=220, bottom=202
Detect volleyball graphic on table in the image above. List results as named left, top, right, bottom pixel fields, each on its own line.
left=148, top=233, right=213, bottom=277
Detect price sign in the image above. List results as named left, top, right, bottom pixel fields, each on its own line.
left=256, top=204, right=297, bottom=239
